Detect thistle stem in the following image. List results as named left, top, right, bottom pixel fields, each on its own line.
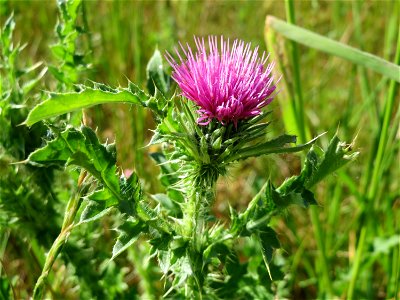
left=184, top=183, right=216, bottom=240
left=183, top=174, right=218, bottom=296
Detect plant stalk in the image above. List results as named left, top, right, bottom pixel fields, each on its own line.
left=32, top=171, right=86, bottom=300
left=183, top=172, right=218, bottom=297
left=284, top=0, right=307, bottom=143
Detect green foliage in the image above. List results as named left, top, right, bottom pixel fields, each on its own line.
left=0, top=13, right=60, bottom=248
left=2, top=1, right=397, bottom=299
left=0, top=13, right=65, bottom=298
left=0, top=7, right=131, bottom=299
left=277, top=135, right=359, bottom=204
left=25, top=124, right=147, bottom=299
left=49, top=0, right=90, bottom=89
left=0, top=276, right=14, bottom=300
left=146, top=48, right=170, bottom=97
left=24, top=82, right=149, bottom=126
left=28, top=126, right=119, bottom=192
left=228, top=132, right=324, bottom=162
left=19, top=37, right=359, bottom=298
left=25, top=124, right=149, bottom=239
left=111, top=217, right=146, bottom=260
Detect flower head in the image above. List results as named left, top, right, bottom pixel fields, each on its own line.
left=166, top=36, right=277, bottom=126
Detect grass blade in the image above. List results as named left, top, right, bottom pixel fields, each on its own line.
left=265, top=16, right=400, bottom=82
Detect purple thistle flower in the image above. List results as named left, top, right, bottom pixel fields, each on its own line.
left=166, top=36, right=277, bottom=126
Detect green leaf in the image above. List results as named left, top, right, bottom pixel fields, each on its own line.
left=24, top=82, right=149, bottom=126
left=304, top=135, right=359, bottom=188
left=270, top=181, right=317, bottom=208
left=266, top=16, right=400, bottom=82
left=0, top=14, right=15, bottom=51
left=146, top=48, right=170, bottom=96
left=256, top=227, right=280, bottom=277
left=87, top=188, right=118, bottom=205
left=237, top=135, right=355, bottom=226
left=27, top=126, right=120, bottom=198
left=230, top=133, right=324, bottom=162
left=167, top=256, right=193, bottom=295
left=78, top=200, right=114, bottom=224
left=255, top=229, right=280, bottom=280
left=25, top=125, right=147, bottom=233
left=157, top=250, right=172, bottom=275
left=118, top=173, right=142, bottom=217
left=111, top=218, right=147, bottom=260
left=151, top=193, right=181, bottom=216
left=259, top=227, right=280, bottom=250
left=149, top=234, right=171, bottom=252
left=275, top=134, right=358, bottom=207
left=169, top=236, right=187, bottom=251
left=104, top=171, right=173, bottom=259
left=78, top=187, right=120, bottom=225
left=203, top=242, right=230, bottom=264
left=149, top=152, right=181, bottom=187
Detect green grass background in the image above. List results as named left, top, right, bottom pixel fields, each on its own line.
left=1, top=0, right=399, bottom=299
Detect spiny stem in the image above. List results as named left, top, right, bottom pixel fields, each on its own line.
left=183, top=173, right=218, bottom=296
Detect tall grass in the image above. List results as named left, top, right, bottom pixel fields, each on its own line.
left=266, top=0, right=399, bottom=298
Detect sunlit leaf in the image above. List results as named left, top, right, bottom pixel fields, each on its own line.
left=229, top=133, right=324, bottom=162
left=147, top=48, right=170, bottom=96
left=78, top=200, right=114, bottom=224
left=304, top=135, right=359, bottom=188
left=27, top=126, right=120, bottom=197
left=24, top=83, right=149, bottom=126
left=111, top=218, right=147, bottom=260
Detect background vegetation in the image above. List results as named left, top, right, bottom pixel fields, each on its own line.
left=0, top=0, right=398, bottom=299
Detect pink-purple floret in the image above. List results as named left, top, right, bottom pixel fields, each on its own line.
left=166, top=36, right=277, bottom=126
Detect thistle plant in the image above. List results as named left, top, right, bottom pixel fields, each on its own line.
left=164, top=36, right=276, bottom=239
left=23, top=36, right=358, bottom=299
